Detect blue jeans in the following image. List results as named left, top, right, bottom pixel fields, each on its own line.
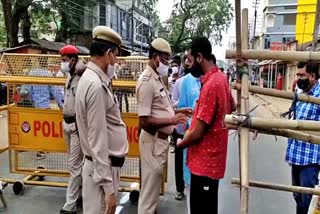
left=291, top=164, right=320, bottom=214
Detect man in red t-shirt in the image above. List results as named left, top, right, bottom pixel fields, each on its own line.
left=177, top=37, right=232, bottom=214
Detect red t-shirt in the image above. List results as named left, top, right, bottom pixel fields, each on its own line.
left=187, top=67, right=230, bottom=180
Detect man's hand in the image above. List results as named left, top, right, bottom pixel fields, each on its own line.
left=177, top=138, right=184, bottom=148
left=105, top=193, right=117, bottom=214
left=175, top=107, right=192, bottom=117
left=172, top=113, right=188, bottom=125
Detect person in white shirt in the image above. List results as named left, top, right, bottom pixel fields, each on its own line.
left=169, top=67, right=179, bottom=98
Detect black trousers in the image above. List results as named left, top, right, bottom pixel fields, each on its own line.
left=291, top=164, right=320, bottom=214
left=190, top=173, right=219, bottom=214
left=172, top=130, right=185, bottom=193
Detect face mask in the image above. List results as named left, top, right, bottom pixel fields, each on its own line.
left=107, top=63, right=117, bottom=79
left=157, top=61, right=169, bottom=77
left=105, top=52, right=116, bottom=79
left=60, top=62, right=70, bottom=73
left=297, top=78, right=310, bottom=91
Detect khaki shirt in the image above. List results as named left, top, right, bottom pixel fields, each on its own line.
left=63, top=73, right=80, bottom=117
left=136, top=65, right=175, bottom=135
left=75, top=62, right=128, bottom=195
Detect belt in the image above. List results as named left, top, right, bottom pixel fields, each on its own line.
left=85, top=155, right=125, bottom=167
left=143, top=129, right=169, bottom=140
left=64, top=116, right=76, bottom=124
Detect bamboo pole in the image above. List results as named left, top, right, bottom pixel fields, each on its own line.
left=226, top=49, right=320, bottom=62
left=239, top=8, right=250, bottom=214
left=227, top=124, right=320, bottom=145
left=234, top=0, right=243, bottom=205
left=231, top=178, right=320, bottom=195
left=232, top=83, right=320, bottom=105
left=225, top=115, right=320, bottom=131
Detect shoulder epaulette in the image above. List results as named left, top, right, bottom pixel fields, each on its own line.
left=139, top=70, right=152, bottom=82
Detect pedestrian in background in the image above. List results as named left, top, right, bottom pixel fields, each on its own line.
left=177, top=56, right=201, bottom=211
left=168, top=66, right=179, bottom=99
left=75, top=26, right=128, bottom=214
left=177, top=37, right=232, bottom=214
left=22, top=55, right=64, bottom=160
left=170, top=57, right=193, bottom=201
left=136, top=37, right=190, bottom=214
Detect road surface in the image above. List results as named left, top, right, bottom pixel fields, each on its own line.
left=0, top=93, right=296, bottom=213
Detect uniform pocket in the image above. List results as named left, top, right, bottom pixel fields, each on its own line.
left=152, top=137, right=169, bottom=164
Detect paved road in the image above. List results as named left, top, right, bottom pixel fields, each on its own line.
left=0, top=93, right=296, bottom=213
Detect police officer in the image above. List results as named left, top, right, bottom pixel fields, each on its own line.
left=58, top=45, right=86, bottom=214
left=136, top=38, right=189, bottom=214
left=75, top=26, right=128, bottom=214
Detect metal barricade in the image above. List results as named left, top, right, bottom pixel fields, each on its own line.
left=0, top=53, right=167, bottom=204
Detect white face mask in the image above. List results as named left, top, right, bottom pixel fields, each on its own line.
left=106, top=51, right=117, bottom=79
left=60, top=62, right=70, bottom=73
left=157, top=60, right=169, bottom=77
left=107, top=63, right=117, bottom=79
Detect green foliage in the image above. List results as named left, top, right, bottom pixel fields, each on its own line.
left=31, top=0, right=98, bottom=42
left=166, top=0, right=234, bottom=53
left=141, top=0, right=161, bottom=42
left=31, top=2, right=58, bottom=39
left=0, top=4, right=6, bottom=47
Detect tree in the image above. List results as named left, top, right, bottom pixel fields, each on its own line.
left=31, top=3, right=58, bottom=39
left=166, top=0, right=233, bottom=53
left=31, top=0, right=97, bottom=43
left=141, top=0, right=160, bottom=43
left=0, top=0, right=33, bottom=47
left=0, top=3, right=7, bottom=47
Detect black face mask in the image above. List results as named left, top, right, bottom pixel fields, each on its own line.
left=297, top=78, right=310, bottom=91
left=190, top=62, right=203, bottom=78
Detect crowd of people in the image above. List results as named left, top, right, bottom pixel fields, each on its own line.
left=5, top=23, right=320, bottom=214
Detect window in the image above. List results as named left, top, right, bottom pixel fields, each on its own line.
left=284, top=6, right=297, bottom=10
left=264, top=37, right=271, bottom=49
left=282, top=36, right=295, bottom=44
left=99, top=3, right=106, bottom=26
left=84, top=6, right=95, bottom=31
left=110, top=6, right=118, bottom=32
left=266, top=14, right=276, bottom=28
left=283, top=14, right=296, bottom=25
left=120, top=10, right=128, bottom=40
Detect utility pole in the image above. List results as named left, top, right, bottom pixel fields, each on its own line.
left=251, top=0, right=259, bottom=49
left=312, top=0, right=320, bottom=51
left=131, top=0, right=135, bottom=52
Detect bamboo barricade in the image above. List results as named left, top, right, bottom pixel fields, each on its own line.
left=225, top=115, right=320, bottom=131
left=226, top=49, right=320, bottom=62
left=238, top=7, right=250, bottom=214
left=228, top=5, right=320, bottom=214
left=227, top=124, right=320, bottom=145
left=231, top=179, right=320, bottom=196
left=232, top=83, right=320, bottom=105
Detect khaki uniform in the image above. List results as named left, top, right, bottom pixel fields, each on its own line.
left=136, top=65, right=175, bottom=214
left=75, top=62, right=128, bottom=214
left=62, top=71, right=83, bottom=212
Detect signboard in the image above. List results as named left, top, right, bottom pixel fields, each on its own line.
left=9, top=108, right=140, bottom=156
left=122, top=113, right=140, bottom=157
left=9, top=108, right=66, bottom=152
left=270, top=42, right=286, bottom=51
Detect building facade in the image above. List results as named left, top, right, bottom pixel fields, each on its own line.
left=260, top=0, right=297, bottom=50
left=79, top=0, right=152, bottom=55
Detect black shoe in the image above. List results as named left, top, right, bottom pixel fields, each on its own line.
left=175, top=192, right=184, bottom=200
left=58, top=209, right=77, bottom=214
